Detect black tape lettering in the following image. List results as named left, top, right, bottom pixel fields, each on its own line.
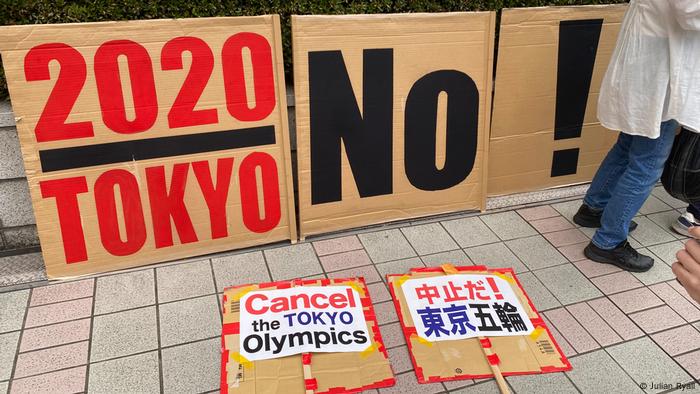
left=309, top=49, right=393, bottom=204
left=551, top=19, right=603, bottom=177
left=40, top=126, right=275, bottom=173
left=404, top=70, right=479, bottom=190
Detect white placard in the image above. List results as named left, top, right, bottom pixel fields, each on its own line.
left=402, top=274, right=534, bottom=342
left=239, top=286, right=370, bottom=361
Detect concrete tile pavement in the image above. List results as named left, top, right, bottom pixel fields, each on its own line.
left=90, top=306, right=158, bottom=362
left=161, top=338, right=219, bottom=393
left=0, top=291, right=28, bottom=333
left=565, top=349, right=643, bottom=394
left=87, top=351, right=160, bottom=394
left=156, top=260, right=215, bottom=303
left=0, top=187, right=698, bottom=393
left=94, top=270, right=155, bottom=315
left=631, top=249, right=677, bottom=285
left=607, top=337, right=693, bottom=393
left=464, top=242, right=527, bottom=273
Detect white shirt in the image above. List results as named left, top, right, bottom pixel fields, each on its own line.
left=598, top=0, right=700, bottom=138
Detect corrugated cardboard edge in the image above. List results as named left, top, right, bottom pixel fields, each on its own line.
left=387, top=266, right=572, bottom=384
left=221, top=277, right=395, bottom=393
left=501, top=4, right=628, bottom=13
left=480, top=11, right=496, bottom=212
left=271, top=14, right=299, bottom=243
left=291, top=15, right=306, bottom=241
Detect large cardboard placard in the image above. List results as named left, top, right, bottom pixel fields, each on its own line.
left=388, top=266, right=571, bottom=383
left=0, top=16, right=296, bottom=278
left=221, top=278, right=394, bottom=393
left=488, top=5, right=627, bottom=196
left=293, top=13, right=495, bottom=238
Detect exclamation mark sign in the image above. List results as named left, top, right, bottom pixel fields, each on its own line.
left=551, top=19, right=603, bottom=177
left=486, top=277, right=504, bottom=300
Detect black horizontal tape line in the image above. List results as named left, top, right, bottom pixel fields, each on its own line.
left=39, top=126, right=276, bottom=172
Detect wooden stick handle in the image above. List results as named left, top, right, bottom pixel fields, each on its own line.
left=491, top=365, right=510, bottom=394
left=478, top=336, right=510, bottom=394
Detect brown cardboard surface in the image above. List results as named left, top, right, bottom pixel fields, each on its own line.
left=388, top=266, right=571, bottom=383
left=221, top=278, right=394, bottom=393
left=310, top=318, right=392, bottom=393
left=0, top=16, right=296, bottom=278
left=293, top=12, right=495, bottom=238
left=488, top=5, right=627, bottom=196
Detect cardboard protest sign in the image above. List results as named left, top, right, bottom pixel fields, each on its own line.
left=221, top=278, right=394, bottom=393
left=488, top=5, right=627, bottom=196
left=0, top=16, right=296, bottom=278
left=388, top=265, right=571, bottom=384
left=293, top=12, right=495, bottom=238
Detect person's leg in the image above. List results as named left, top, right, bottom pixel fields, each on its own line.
left=586, top=120, right=678, bottom=271
left=583, top=132, right=633, bottom=210
left=688, top=204, right=700, bottom=218
left=592, top=120, right=678, bottom=249
left=575, top=132, right=639, bottom=231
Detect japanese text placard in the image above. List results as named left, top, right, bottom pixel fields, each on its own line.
left=402, top=274, right=534, bottom=341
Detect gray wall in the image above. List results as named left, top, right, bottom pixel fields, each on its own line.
left=0, top=91, right=297, bottom=256
left=0, top=101, right=39, bottom=255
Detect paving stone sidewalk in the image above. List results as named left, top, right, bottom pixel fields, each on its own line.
left=0, top=185, right=699, bottom=393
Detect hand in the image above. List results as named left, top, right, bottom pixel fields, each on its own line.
left=673, top=227, right=700, bottom=303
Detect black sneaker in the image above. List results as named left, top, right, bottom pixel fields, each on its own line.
left=573, top=204, right=638, bottom=232
left=584, top=241, right=654, bottom=272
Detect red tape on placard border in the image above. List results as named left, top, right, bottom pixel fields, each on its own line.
left=220, top=348, right=229, bottom=394
left=410, top=265, right=489, bottom=273
left=222, top=322, right=239, bottom=335
left=317, top=377, right=397, bottom=394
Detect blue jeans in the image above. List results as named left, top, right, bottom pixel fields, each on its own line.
left=584, top=120, right=678, bottom=249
